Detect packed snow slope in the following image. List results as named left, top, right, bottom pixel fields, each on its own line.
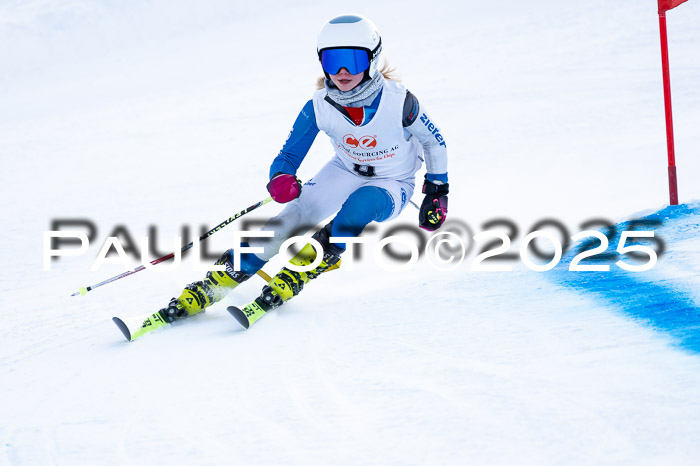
left=2, top=1, right=700, bottom=465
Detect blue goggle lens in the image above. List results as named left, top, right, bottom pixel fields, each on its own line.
left=320, top=48, right=370, bottom=75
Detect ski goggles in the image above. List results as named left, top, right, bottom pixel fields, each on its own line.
left=320, top=48, right=370, bottom=75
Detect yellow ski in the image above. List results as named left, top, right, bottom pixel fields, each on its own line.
left=227, top=299, right=270, bottom=330
left=112, top=312, right=169, bottom=342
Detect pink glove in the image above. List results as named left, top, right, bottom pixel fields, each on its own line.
left=267, top=173, right=302, bottom=203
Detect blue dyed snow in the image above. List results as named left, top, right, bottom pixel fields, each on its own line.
left=550, top=202, right=700, bottom=353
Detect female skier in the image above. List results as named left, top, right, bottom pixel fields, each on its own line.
left=160, top=14, right=450, bottom=324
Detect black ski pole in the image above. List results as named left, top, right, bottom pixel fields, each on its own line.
left=71, top=196, right=273, bottom=296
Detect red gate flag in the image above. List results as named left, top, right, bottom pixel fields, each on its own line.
left=657, top=0, right=689, bottom=204
left=659, top=0, right=689, bottom=13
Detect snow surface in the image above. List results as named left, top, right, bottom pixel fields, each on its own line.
left=2, top=1, right=700, bottom=465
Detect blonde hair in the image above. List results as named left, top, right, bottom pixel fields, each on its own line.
left=316, top=62, right=400, bottom=90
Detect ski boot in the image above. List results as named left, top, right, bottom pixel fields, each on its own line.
left=228, top=241, right=341, bottom=329
left=262, top=221, right=344, bottom=310
left=260, top=242, right=341, bottom=310
left=228, top=224, right=343, bottom=329
left=160, top=249, right=252, bottom=323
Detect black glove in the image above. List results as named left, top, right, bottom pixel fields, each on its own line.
left=418, top=177, right=448, bottom=231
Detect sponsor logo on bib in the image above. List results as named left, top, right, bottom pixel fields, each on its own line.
left=342, top=134, right=377, bottom=150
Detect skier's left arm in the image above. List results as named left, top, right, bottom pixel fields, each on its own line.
left=403, top=91, right=449, bottom=231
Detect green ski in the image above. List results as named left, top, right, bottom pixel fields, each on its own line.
left=112, top=311, right=169, bottom=342
left=227, top=298, right=271, bottom=329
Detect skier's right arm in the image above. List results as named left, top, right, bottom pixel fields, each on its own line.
left=267, top=100, right=319, bottom=203
left=269, top=100, right=319, bottom=178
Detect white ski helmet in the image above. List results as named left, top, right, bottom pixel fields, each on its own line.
left=316, top=15, right=382, bottom=80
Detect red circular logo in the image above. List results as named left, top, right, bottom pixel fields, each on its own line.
left=343, top=134, right=360, bottom=148
left=342, top=134, right=377, bottom=149
left=358, top=136, right=377, bottom=149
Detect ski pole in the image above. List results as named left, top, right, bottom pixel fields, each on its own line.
left=71, top=196, right=274, bottom=297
